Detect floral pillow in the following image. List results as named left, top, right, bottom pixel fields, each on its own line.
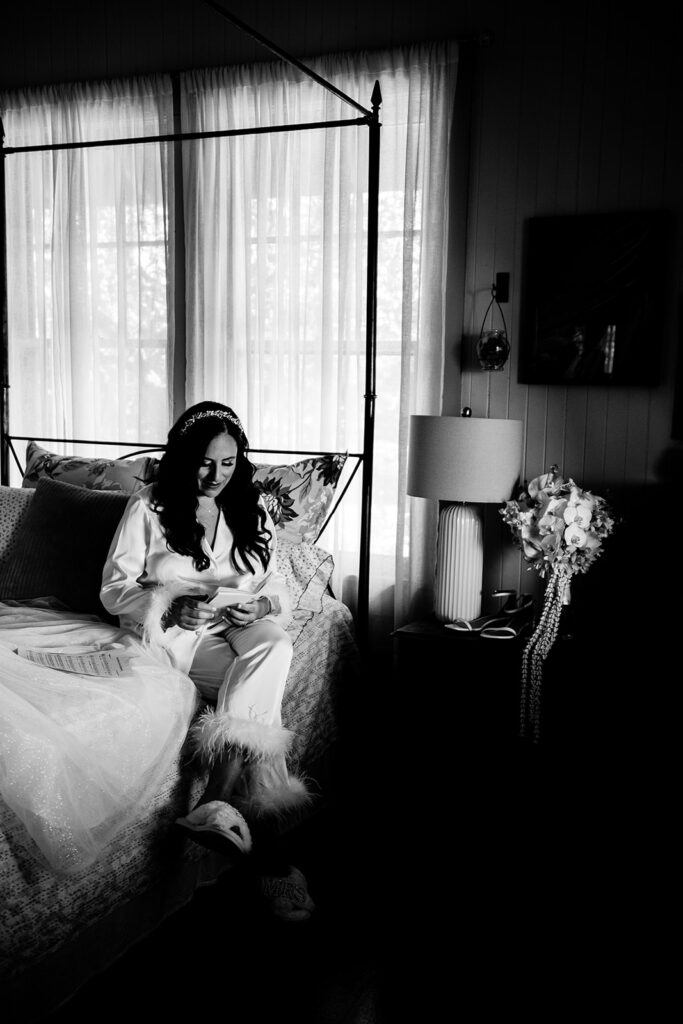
left=252, top=453, right=347, bottom=544
left=22, top=440, right=155, bottom=493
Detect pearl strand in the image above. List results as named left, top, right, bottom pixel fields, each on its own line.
left=520, top=565, right=570, bottom=743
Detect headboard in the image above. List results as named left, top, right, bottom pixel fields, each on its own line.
left=4, top=434, right=362, bottom=550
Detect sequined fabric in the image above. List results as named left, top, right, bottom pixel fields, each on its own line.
left=0, top=602, right=199, bottom=873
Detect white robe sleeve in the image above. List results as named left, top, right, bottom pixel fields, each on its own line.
left=100, top=493, right=157, bottom=625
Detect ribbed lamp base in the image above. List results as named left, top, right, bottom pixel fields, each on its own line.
left=434, top=503, right=484, bottom=623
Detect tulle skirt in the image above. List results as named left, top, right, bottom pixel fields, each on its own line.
left=0, top=601, right=199, bottom=874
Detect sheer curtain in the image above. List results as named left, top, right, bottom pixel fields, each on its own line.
left=1, top=76, right=175, bottom=470
left=181, top=42, right=458, bottom=651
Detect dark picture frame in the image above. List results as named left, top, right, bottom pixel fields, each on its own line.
left=518, top=211, right=673, bottom=386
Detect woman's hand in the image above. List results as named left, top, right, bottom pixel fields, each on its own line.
left=166, top=595, right=222, bottom=631
left=220, top=597, right=269, bottom=628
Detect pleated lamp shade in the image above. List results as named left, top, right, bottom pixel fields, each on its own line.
left=407, top=415, right=523, bottom=622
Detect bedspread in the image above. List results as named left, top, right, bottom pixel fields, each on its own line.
left=0, top=592, right=357, bottom=1002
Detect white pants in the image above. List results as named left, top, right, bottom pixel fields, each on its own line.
left=190, top=619, right=293, bottom=726
left=188, top=620, right=310, bottom=818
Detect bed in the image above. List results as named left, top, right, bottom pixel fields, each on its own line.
left=0, top=441, right=362, bottom=1021
left=0, top=7, right=381, bottom=1016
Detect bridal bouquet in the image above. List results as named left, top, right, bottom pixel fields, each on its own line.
left=500, top=466, right=615, bottom=579
left=500, top=466, right=615, bottom=741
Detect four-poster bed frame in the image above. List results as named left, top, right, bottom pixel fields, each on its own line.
left=0, top=1, right=381, bottom=646
left=0, top=13, right=380, bottom=1017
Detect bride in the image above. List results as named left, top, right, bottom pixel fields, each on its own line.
left=0, top=400, right=313, bottom=928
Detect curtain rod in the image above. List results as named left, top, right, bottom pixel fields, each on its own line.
left=200, top=0, right=374, bottom=118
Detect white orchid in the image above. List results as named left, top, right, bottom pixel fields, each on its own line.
left=500, top=466, right=615, bottom=578
left=563, top=523, right=587, bottom=548
left=563, top=502, right=592, bottom=530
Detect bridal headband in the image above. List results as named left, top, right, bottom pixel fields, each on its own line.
left=179, top=408, right=245, bottom=438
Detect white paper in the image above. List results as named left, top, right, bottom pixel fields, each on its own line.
left=16, top=647, right=135, bottom=677
left=195, top=573, right=272, bottom=611
left=207, top=588, right=259, bottom=610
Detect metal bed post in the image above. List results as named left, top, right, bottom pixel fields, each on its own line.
left=0, top=117, right=8, bottom=488
left=356, top=81, right=382, bottom=651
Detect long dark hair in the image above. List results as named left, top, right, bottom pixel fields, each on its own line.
left=152, top=401, right=271, bottom=573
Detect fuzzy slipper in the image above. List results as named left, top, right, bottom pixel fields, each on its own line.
left=258, top=865, right=316, bottom=922
left=175, top=800, right=253, bottom=855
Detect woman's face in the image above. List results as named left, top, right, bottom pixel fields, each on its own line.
left=196, top=432, right=238, bottom=499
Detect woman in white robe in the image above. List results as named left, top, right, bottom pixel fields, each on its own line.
left=100, top=401, right=313, bottom=919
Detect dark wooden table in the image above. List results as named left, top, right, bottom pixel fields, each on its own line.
left=391, top=617, right=530, bottom=747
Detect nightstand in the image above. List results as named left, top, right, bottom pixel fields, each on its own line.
left=391, top=617, right=529, bottom=750
left=391, top=615, right=591, bottom=755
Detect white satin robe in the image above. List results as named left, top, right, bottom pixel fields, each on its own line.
left=100, top=485, right=292, bottom=674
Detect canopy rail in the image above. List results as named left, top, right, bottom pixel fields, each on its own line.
left=0, top=115, right=373, bottom=155
left=200, top=0, right=374, bottom=117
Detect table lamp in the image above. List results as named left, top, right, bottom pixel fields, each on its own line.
left=407, top=411, right=523, bottom=622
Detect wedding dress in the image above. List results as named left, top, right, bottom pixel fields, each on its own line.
left=0, top=600, right=198, bottom=875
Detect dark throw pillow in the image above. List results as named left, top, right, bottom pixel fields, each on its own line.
left=0, top=477, right=130, bottom=618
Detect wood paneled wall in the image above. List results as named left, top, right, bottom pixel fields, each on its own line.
left=450, top=1, right=681, bottom=487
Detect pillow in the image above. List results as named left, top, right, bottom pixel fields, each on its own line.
left=0, top=478, right=130, bottom=618
left=276, top=538, right=335, bottom=612
left=0, top=485, right=35, bottom=574
left=22, top=440, right=154, bottom=493
left=252, top=453, right=347, bottom=543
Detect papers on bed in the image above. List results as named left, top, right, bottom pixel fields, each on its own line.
left=14, top=647, right=135, bottom=677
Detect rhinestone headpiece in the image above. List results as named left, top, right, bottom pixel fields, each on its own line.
left=179, top=408, right=244, bottom=438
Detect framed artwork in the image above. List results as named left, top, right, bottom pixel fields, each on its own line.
left=518, top=211, right=673, bottom=386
